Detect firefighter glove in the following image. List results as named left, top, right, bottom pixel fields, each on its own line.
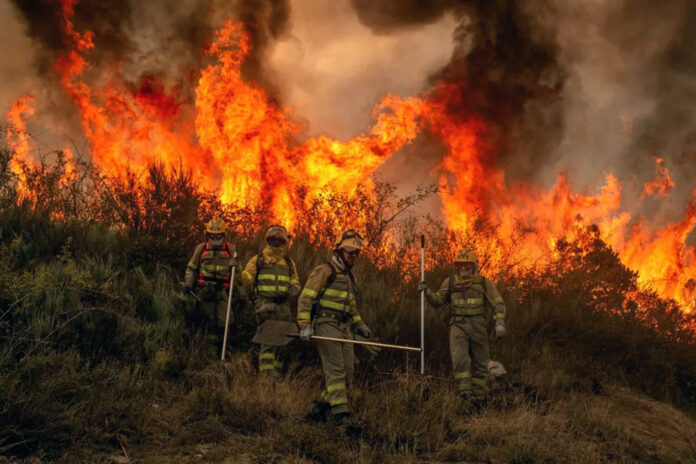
left=228, top=257, right=239, bottom=268
left=356, top=324, right=372, bottom=339
left=299, top=324, right=313, bottom=342
left=417, top=281, right=428, bottom=293
left=494, top=320, right=506, bottom=339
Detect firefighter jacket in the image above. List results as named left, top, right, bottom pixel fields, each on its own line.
left=297, top=254, right=364, bottom=328
left=185, top=241, right=239, bottom=290
left=425, top=273, right=505, bottom=321
left=241, top=244, right=300, bottom=300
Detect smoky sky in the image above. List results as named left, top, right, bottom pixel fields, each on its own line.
left=4, top=0, right=696, bottom=220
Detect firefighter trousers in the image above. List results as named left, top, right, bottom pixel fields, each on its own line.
left=450, top=314, right=489, bottom=399
left=314, top=318, right=354, bottom=416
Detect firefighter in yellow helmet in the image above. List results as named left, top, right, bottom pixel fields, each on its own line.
left=241, top=225, right=300, bottom=376
left=184, top=217, right=240, bottom=354
left=297, top=229, right=371, bottom=428
left=418, top=249, right=506, bottom=409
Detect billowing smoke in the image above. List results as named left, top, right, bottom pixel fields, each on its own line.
left=4, top=0, right=696, bottom=219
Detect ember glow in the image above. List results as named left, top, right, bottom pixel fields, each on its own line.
left=4, top=2, right=696, bottom=316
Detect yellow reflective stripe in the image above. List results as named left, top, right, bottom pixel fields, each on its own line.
left=431, top=293, right=446, bottom=304
left=329, top=397, right=348, bottom=406
left=187, top=263, right=198, bottom=270
left=319, top=300, right=346, bottom=311
left=298, top=311, right=311, bottom=320
left=259, top=365, right=275, bottom=371
left=472, top=378, right=486, bottom=386
left=301, top=288, right=318, bottom=298
left=277, top=275, right=290, bottom=282
left=454, top=371, right=471, bottom=380
left=326, top=383, right=346, bottom=393
left=453, top=298, right=483, bottom=305
left=258, top=285, right=277, bottom=292
left=290, top=278, right=300, bottom=286
left=242, top=271, right=253, bottom=281
left=324, top=288, right=348, bottom=298
left=494, top=313, right=505, bottom=320
left=258, top=274, right=277, bottom=280
left=352, top=315, right=363, bottom=324
left=214, top=265, right=228, bottom=271
left=277, top=286, right=288, bottom=292
left=260, top=353, right=275, bottom=360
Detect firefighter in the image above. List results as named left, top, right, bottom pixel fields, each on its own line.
left=418, top=249, right=506, bottom=410
left=184, top=216, right=240, bottom=354
left=242, top=225, right=301, bottom=376
left=297, top=229, right=371, bottom=428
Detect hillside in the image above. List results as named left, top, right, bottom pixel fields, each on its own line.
left=2, top=152, right=696, bottom=463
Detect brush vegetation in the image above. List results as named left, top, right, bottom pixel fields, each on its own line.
left=2, top=148, right=696, bottom=463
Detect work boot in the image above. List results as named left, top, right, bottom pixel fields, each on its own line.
left=457, top=393, right=474, bottom=416
left=304, top=400, right=330, bottom=423
left=334, top=412, right=361, bottom=436
left=471, top=398, right=487, bottom=415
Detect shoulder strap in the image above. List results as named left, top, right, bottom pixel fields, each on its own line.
left=198, top=242, right=210, bottom=264
left=253, top=253, right=264, bottom=296
left=448, top=274, right=453, bottom=295
left=316, top=262, right=337, bottom=300
left=285, top=255, right=294, bottom=278
left=347, top=269, right=358, bottom=294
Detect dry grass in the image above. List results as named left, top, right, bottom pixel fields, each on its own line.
left=14, top=355, right=690, bottom=464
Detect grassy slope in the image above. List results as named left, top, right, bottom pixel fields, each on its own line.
left=3, top=230, right=696, bottom=463
left=2, top=154, right=696, bottom=463
left=46, top=357, right=696, bottom=464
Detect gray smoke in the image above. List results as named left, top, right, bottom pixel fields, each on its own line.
left=4, top=0, right=696, bottom=225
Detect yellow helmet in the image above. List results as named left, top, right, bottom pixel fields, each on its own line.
left=334, top=229, right=364, bottom=252
left=205, top=216, right=227, bottom=234
left=454, top=248, right=477, bottom=264
left=265, top=224, right=290, bottom=242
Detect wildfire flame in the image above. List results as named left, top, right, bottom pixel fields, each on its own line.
left=4, top=1, right=696, bottom=317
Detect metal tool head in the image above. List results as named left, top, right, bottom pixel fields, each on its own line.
left=251, top=320, right=299, bottom=346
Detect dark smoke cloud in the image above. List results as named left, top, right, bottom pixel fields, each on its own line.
left=350, top=0, right=565, bottom=183
left=234, top=0, right=291, bottom=94
left=6, top=0, right=291, bottom=137
left=10, top=0, right=133, bottom=73
left=623, top=1, right=696, bottom=202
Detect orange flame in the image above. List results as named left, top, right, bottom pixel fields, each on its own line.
left=641, top=156, right=674, bottom=199
left=5, top=95, right=36, bottom=200
left=7, top=2, right=696, bottom=319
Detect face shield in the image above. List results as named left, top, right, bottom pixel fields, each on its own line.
left=207, top=232, right=225, bottom=248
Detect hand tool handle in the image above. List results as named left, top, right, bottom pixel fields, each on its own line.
left=288, top=334, right=422, bottom=352
left=420, top=234, right=425, bottom=374
left=221, top=251, right=238, bottom=361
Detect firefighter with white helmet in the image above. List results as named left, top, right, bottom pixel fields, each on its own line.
left=418, top=248, right=506, bottom=409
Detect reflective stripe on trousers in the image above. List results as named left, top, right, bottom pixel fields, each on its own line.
left=450, top=314, right=489, bottom=398
left=314, top=319, right=354, bottom=415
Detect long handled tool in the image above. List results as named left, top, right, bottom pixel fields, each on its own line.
left=252, top=320, right=421, bottom=352
left=420, top=234, right=425, bottom=374
left=221, top=251, right=238, bottom=361
left=287, top=333, right=422, bottom=352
